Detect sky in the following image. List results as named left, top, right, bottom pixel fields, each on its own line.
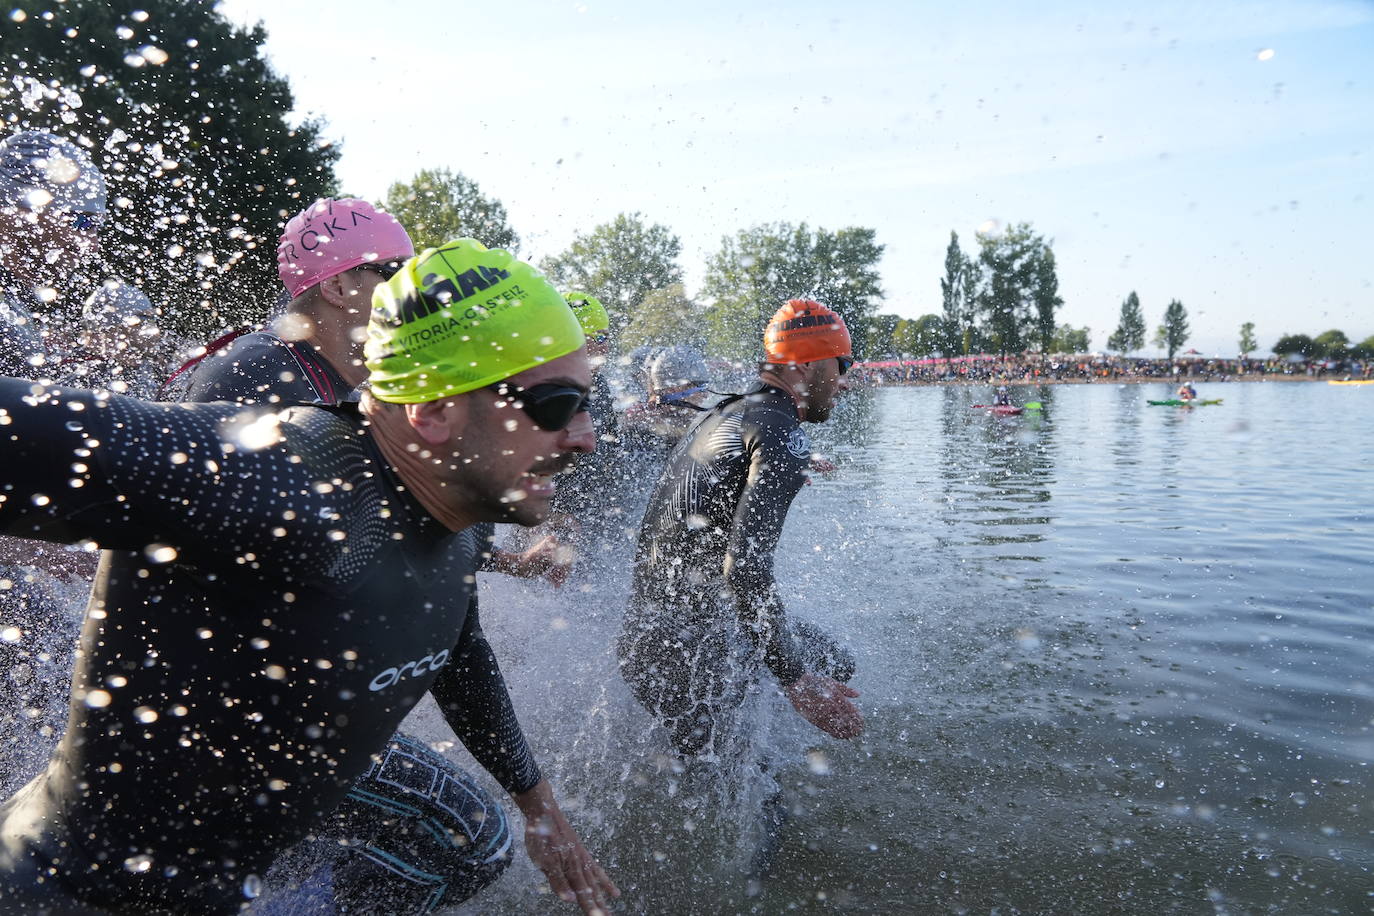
left=218, top=0, right=1373, bottom=356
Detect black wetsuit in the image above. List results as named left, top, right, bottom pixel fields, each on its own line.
left=618, top=384, right=853, bottom=757
left=179, top=330, right=350, bottom=406
left=0, top=378, right=539, bottom=914
left=179, top=336, right=517, bottom=914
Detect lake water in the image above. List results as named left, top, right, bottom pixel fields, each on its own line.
left=439, top=380, right=1373, bottom=914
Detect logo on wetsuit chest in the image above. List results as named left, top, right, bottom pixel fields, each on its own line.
left=786, top=428, right=811, bottom=459
left=368, top=649, right=451, bottom=692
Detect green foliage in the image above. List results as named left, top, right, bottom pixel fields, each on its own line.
left=891, top=314, right=944, bottom=356
left=1153, top=299, right=1190, bottom=359
left=0, top=0, right=340, bottom=336
left=1310, top=329, right=1350, bottom=359
left=618, top=283, right=704, bottom=352
left=701, top=222, right=883, bottom=360
left=1272, top=333, right=1314, bottom=356
left=1351, top=335, right=1374, bottom=359
left=539, top=212, right=682, bottom=329
left=939, top=231, right=976, bottom=356
left=1238, top=321, right=1258, bottom=355
left=384, top=167, right=519, bottom=254
left=1049, top=324, right=1092, bottom=353
left=972, top=222, right=1062, bottom=354
left=1106, top=291, right=1146, bottom=353
left=867, top=312, right=902, bottom=358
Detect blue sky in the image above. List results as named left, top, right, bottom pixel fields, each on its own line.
left=220, top=0, right=1373, bottom=355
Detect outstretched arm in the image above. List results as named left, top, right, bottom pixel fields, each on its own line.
left=721, top=409, right=811, bottom=686
left=722, top=408, right=864, bottom=740
left=430, top=600, right=617, bottom=911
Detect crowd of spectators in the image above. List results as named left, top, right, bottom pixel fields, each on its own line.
left=853, top=353, right=1373, bottom=386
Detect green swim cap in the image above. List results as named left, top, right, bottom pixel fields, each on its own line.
left=563, top=291, right=610, bottom=337
left=365, top=238, right=585, bottom=403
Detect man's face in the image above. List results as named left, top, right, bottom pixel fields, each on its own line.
left=801, top=357, right=844, bottom=423
left=457, top=348, right=596, bottom=526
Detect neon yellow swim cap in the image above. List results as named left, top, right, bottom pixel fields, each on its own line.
left=365, top=238, right=585, bottom=403
left=563, top=291, right=610, bottom=337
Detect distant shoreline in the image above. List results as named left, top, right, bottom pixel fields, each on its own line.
left=862, top=374, right=1346, bottom=388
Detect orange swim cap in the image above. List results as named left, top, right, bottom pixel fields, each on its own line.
left=763, top=299, right=852, bottom=365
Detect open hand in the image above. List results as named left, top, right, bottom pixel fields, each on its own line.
left=783, top=672, right=864, bottom=739
left=515, top=781, right=620, bottom=914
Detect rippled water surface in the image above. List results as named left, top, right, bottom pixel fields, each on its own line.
left=438, top=380, right=1373, bottom=914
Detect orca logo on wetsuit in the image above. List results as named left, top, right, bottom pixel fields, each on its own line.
left=368, top=649, right=451, bottom=692
left=786, top=427, right=811, bottom=460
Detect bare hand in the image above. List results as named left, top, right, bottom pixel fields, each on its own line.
left=515, top=781, right=620, bottom=914
left=808, top=457, right=838, bottom=474
left=784, top=673, right=864, bottom=739
left=497, top=536, right=576, bottom=587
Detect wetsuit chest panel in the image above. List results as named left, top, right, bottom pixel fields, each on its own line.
left=0, top=381, right=484, bottom=910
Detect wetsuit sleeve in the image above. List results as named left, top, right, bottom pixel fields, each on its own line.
left=722, top=407, right=810, bottom=686
left=429, top=598, right=543, bottom=796
left=0, top=379, right=142, bottom=542
left=184, top=335, right=322, bottom=405
left=471, top=522, right=499, bottom=570
left=0, top=379, right=355, bottom=577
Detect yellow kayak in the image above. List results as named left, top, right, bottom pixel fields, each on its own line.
left=1329, top=379, right=1374, bottom=386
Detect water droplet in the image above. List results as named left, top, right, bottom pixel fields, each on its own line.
left=169, top=451, right=188, bottom=465
left=31, top=493, right=50, bottom=507
left=806, top=749, right=832, bottom=775
left=144, top=543, right=178, bottom=563
left=242, top=874, right=262, bottom=899
left=264, top=665, right=287, bottom=681
left=139, top=45, right=168, bottom=66
left=196, top=628, right=213, bottom=640
left=134, top=706, right=158, bottom=724
left=0, top=626, right=21, bottom=644
left=1257, top=48, right=1275, bottom=61
left=84, top=689, right=113, bottom=708
left=124, top=854, right=153, bottom=873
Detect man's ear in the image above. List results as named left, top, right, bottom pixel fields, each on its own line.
left=405, top=396, right=468, bottom=446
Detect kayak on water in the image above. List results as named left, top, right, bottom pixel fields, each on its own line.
left=970, top=404, right=1025, bottom=415
left=1328, top=380, right=1374, bottom=386
left=1147, top=398, right=1223, bottom=406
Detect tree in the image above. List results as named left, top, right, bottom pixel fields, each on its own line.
left=1238, top=321, right=1258, bottom=356
left=1272, top=333, right=1314, bottom=357
left=939, top=232, right=976, bottom=356
left=892, top=314, right=944, bottom=356
left=1350, top=335, right=1374, bottom=359
left=539, top=212, right=682, bottom=333
left=618, top=283, right=705, bottom=353
left=0, top=0, right=340, bottom=336
left=701, top=222, right=883, bottom=360
left=1152, top=299, right=1190, bottom=359
left=1106, top=291, right=1146, bottom=353
left=867, top=312, right=902, bottom=358
left=1310, top=329, right=1350, bottom=359
left=973, top=222, right=1061, bottom=354
left=1049, top=324, right=1092, bottom=354
left=384, top=168, right=519, bottom=254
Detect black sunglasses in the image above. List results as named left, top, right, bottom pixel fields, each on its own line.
left=356, top=259, right=404, bottom=280
left=836, top=355, right=855, bottom=376
left=488, top=381, right=590, bottom=432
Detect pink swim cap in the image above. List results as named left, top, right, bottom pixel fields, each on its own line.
left=276, top=198, right=414, bottom=298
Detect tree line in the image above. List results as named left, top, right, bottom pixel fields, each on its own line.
left=10, top=3, right=1359, bottom=364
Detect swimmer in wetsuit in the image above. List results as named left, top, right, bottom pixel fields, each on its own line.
left=181, top=204, right=567, bottom=913
left=618, top=299, right=864, bottom=760
left=0, top=239, right=618, bottom=914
